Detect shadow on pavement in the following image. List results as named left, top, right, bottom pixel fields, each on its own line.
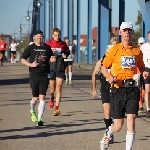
left=0, top=118, right=105, bottom=140
left=72, top=74, right=100, bottom=80
left=0, top=78, right=29, bottom=86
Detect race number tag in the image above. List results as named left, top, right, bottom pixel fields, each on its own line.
left=0, top=45, right=4, bottom=48
left=53, top=48, right=62, bottom=55
left=147, top=59, right=150, bottom=64
left=121, top=56, right=136, bottom=69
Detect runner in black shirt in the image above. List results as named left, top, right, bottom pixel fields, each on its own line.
left=21, top=30, right=53, bottom=126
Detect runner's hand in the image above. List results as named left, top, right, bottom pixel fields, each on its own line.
left=62, top=53, right=66, bottom=58
left=30, top=61, right=39, bottom=67
left=107, top=76, right=116, bottom=84
left=50, top=56, right=56, bottom=62
left=92, top=90, right=97, bottom=98
left=143, top=71, right=150, bottom=79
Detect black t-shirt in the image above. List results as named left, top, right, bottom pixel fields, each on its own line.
left=22, top=43, right=53, bottom=75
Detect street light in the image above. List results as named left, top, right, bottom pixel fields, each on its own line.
left=37, top=0, right=42, bottom=8
left=19, top=24, right=22, bottom=32
left=26, top=11, right=30, bottom=21
left=26, top=1, right=42, bottom=21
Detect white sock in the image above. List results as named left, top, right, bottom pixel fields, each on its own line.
left=107, top=126, right=113, bottom=138
left=38, top=101, right=46, bottom=119
left=65, top=73, right=68, bottom=80
left=126, top=131, right=135, bottom=150
left=69, top=72, right=72, bottom=81
left=147, top=108, right=150, bottom=111
left=30, top=100, right=37, bottom=112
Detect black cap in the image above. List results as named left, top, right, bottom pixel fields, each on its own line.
left=35, top=30, right=43, bottom=35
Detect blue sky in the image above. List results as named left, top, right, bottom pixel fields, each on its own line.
left=0, top=0, right=140, bottom=39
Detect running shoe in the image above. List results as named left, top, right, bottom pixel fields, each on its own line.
left=146, top=110, right=150, bottom=118
left=30, top=110, right=38, bottom=122
left=100, top=136, right=110, bottom=150
left=65, top=80, right=69, bottom=85
left=69, top=80, right=72, bottom=85
left=54, top=108, right=61, bottom=116
left=109, top=134, right=114, bottom=144
left=138, top=107, right=144, bottom=113
left=102, top=132, right=114, bottom=144
left=48, top=99, right=54, bottom=108
left=37, top=118, right=43, bottom=126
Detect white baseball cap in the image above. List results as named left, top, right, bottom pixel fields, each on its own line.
left=138, top=37, right=145, bottom=44
left=120, top=22, right=133, bottom=30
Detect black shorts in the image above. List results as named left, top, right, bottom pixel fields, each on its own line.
left=109, top=87, right=140, bottom=119
left=144, top=67, right=150, bottom=84
left=100, top=81, right=111, bottom=104
left=140, top=74, right=145, bottom=89
left=49, top=71, right=65, bottom=80
left=0, top=51, right=5, bottom=56
left=11, top=51, right=16, bottom=54
left=29, top=73, right=49, bottom=97
left=64, top=61, right=73, bottom=67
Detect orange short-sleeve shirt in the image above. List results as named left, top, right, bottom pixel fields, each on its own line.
left=102, top=43, right=145, bottom=81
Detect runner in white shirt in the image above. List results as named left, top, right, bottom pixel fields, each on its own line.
left=140, top=31, right=150, bottom=118
left=137, top=37, right=145, bottom=113
left=64, top=38, right=75, bottom=85
left=9, top=39, right=17, bottom=63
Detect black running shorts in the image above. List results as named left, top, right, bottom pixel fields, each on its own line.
left=109, top=87, right=140, bottom=119
left=11, top=51, right=16, bottom=54
left=100, top=81, right=111, bottom=104
left=140, top=74, right=145, bottom=89
left=144, top=67, right=150, bottom=84
left=30, top=73, right=49, bottom=97
left=64, top=61, right=73, bottom=67
left=49, top=71, right=65, bottom=80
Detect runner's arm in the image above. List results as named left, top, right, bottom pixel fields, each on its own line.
left=92, top=60, right=101, bottom=91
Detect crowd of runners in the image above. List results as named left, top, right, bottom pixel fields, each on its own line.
left=1, top=21, right=150, bottom=150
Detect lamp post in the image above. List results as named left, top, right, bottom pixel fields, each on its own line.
left=18, top=16, right=27, bottom=59
left=38, top=0, right=53, bottom=39
left=37, top=0, right=42, bottom=8
left=45, top=0, right=53, bottom=39
left=26, top=1, right=41, bottom=42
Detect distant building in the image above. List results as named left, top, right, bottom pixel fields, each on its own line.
left=71, top=26, right=119, bottom=52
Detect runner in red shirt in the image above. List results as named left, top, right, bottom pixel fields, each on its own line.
left=0, top=37, right=7, bottom=66
left=46, top=28, right=69, bottom=116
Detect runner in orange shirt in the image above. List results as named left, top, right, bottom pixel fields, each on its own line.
left=100, top=22, right=149, bottom=150
left=0, top=37, right=7, bottom=66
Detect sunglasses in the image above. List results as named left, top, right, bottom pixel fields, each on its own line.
left=122, top=28, right=132, bottom=32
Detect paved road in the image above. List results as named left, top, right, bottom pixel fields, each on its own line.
left=0, top=63, right=150, bottom=150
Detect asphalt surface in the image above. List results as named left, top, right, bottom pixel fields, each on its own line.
left=0, top=63, right=150, bottom=150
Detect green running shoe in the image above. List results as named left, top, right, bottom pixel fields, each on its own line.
left=37, top=118, right=43, bottom=126
left=30, top=110, right=38, bottom=122
left=65, top=80, right=69, bottom=85
left=69, top=80, right=72, bottom=85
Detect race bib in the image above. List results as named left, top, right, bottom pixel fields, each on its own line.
left=0, top=45, right=4, bottom=48
left=52, top=48, right=62, bottom=55
left=147, top=59, right=150, bottom=64
left=121, top=56, right=136, bottom=69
